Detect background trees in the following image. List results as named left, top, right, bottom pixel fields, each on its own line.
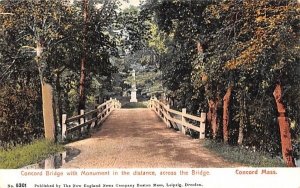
left=1, top=0, right=76, bottom=143
left=141, top=0, right=299, bottom=166
left=0, top=0, right=119, bottom=147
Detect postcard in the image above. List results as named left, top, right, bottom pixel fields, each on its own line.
left=0, top=0, right=299, bottom=188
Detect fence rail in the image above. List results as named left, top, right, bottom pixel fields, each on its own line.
left=62, top=98, right=121, bottom=141
left=148, top=98, right=206, bottom=139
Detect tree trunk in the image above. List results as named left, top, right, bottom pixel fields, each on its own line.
left=36, top=40, right=55, bottom=141
left=237, top=93, right=246, bottom=146
left=209, top=99, right=219, bottom=139
left=223, top=86, right=232, bottom=143
left=273, top=84, right=295, bottom=167
left=56, top=74, right=63, bottom=125
left=41, top=81, right=56, bottom=141
left=207, top=100, right=212, bottom=136
left=79, top=57, right=86, bottom=111
left=78, top=0, right=88, bottom=111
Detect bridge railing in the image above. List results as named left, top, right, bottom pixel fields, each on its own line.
left=61, top=98, right=121, bottom=141
left=148, top=98, right=206, bottom=139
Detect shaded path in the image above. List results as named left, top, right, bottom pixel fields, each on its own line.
left=61, top=109, right=241, bottom=168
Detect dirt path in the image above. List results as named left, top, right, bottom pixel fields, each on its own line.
left=61, top=108, right=241, bottom=168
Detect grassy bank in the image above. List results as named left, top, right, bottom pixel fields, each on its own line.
left=122, top=102, right=148, bottom=108
left=203, top=140, right=286, bottom=167
left=0, top=139, right=64, bottom=169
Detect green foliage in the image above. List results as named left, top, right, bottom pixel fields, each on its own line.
left=0, top=85, right=43, bottom=149
left=116, top=5, right=151, bottom=53
left=202, top=0, right=299, bottom=149
left=142, top=0, right=300, bottom=157
left=204, top=140, right=286, bottom=167
left=0, top=139, right=64, bottom=169
left=0, top=0, right=120, bottom=145
left=148, top=22, right=167, bottom=53
left=142, top=0, right=213, bottom=111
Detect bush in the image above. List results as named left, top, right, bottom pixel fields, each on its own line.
left=0, top=85, right=43, bottom=149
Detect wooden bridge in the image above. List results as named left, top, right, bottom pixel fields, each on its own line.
left=60, top=98, right=241, bottom=168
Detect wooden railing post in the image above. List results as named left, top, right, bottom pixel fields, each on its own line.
left=44, top=155, right=55, bottom=169
left=165, top=104, right=171, bottom=128
left=97, top=105, right=102, bottom=127
left=91, top=105, right=97, bottom=129
left=80, top=109, right=85, bottom=133
left=62, top=114, right=67, bottom=141
left=61, top=151, right=67, bottom=165
left=160, top=104, right=164, bottom=119
left=152, top=99, right=155, bottom=109
left=199, top=112, right=206, bottom=139
left=109, top=98, right=112, bottom=113
left=181, top=108, right=187, bottom=135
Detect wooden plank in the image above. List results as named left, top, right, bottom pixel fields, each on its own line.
left=66, top=109, right=98, bottom=123
left=168, top=108, right=202, bottom=122
left=84, top=109, right=97, bottom=116
left=84, top=117, right=97, bottom=126
left=165, top=104, right=171, bottom=128
left=150, top=99, right=204, bottom=134
left=67, top=117, right=97, bottom=132
left=168, top=117, right=201, bottom=132
left=152, top=99, right=203, bottom=122
left=97, top=110, right=107, bottom=119
left=182, top=113, right=202, bottom=122
left=97, top=112, right=110, bottom=125
left=181, top=108, right=187, bottom=135
left=97, top=100, right=111, bottom=109
left=97, top=104, right=106, bottom=109
left=183, top=122, right=202, bottom=132
left=66, top=114, right=84, bottom=123
left=168, top=108, right=183, bottom=116
left=169, top=117, right=183, bottom=125
left=65, top=98, right=121, bottom=136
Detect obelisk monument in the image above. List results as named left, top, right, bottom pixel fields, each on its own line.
left=130, top=70, right=138, bottom=102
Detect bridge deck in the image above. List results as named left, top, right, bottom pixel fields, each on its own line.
left=61, top=108, right=241, bottom=168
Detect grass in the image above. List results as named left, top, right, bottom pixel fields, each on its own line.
left=122, top=101, right=148, bottom=108
left=0, top=139, right=64, bottom=169
left=203, top=140, right=286, bottom=167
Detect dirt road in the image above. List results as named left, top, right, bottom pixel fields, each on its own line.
left=61, top=108, right=241, bottom=168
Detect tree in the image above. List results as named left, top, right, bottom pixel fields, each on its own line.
left=0, top=0, right=119, bottom=143
left=77, top=0, right=119, bottom=111
left=142, top=0, right=213, bottom=112
left=0, top=0, right=78, bottom=141
left=142, top=0, right=299, bottom=166
left=204, top=0, right=299, bottom=166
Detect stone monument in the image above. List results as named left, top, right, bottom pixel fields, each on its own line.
left=130, top=70, right=138, bottom=102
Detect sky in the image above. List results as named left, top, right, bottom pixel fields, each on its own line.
left=120, top=0, right=141, bottom=9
